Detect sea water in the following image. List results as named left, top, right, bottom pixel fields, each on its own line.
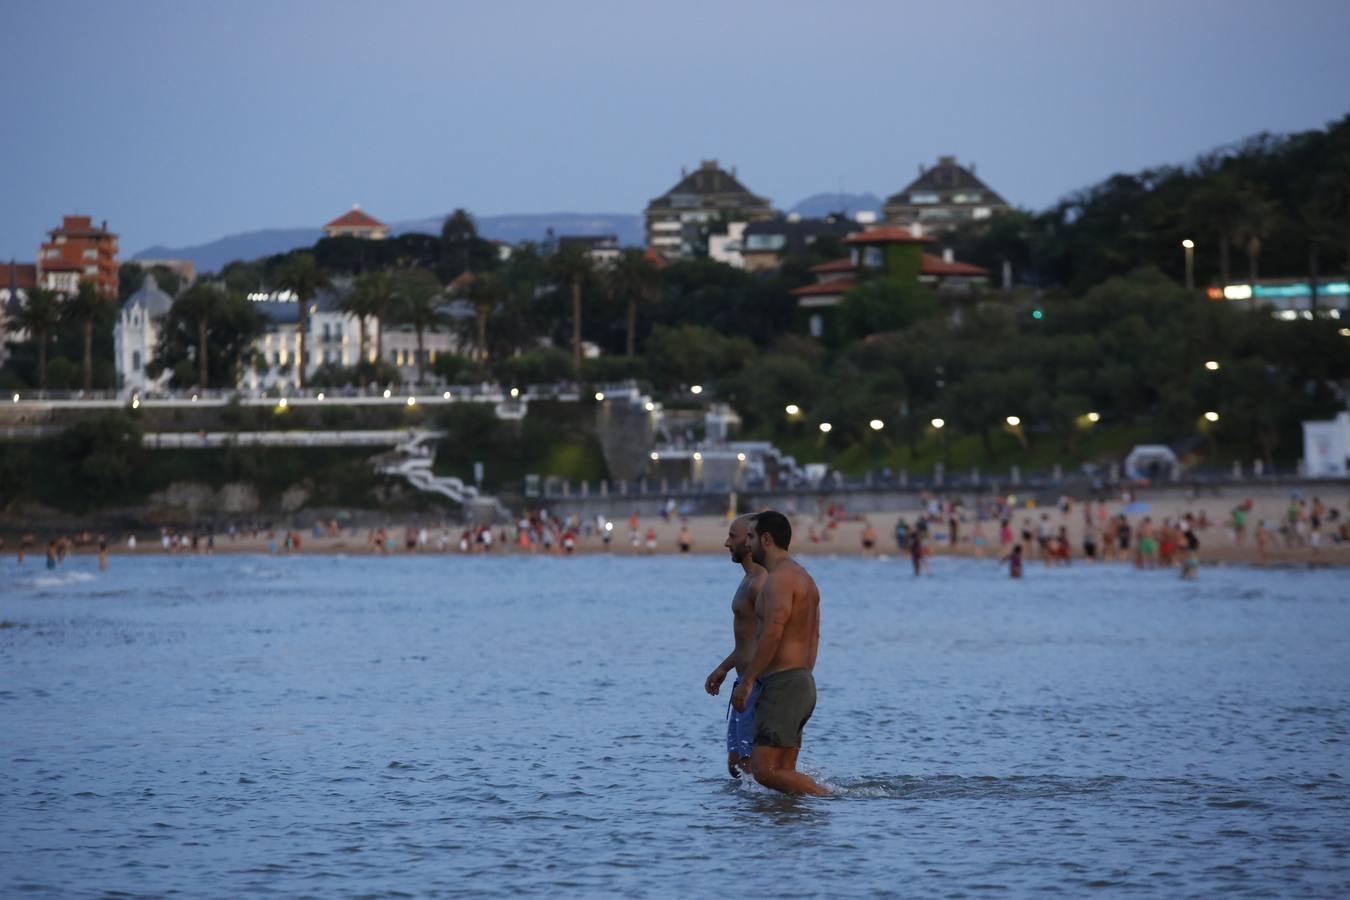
left=2, top=553, right=1348, bottom=897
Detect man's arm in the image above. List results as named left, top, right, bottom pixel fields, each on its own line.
left=731, top=579, right=791, bottom=711
left=704, top=650, right=737, bottom=695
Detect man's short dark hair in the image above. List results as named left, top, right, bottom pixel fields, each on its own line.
left=751, top=511, right=792, bottom=550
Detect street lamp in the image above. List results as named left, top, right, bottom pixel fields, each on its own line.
left=690, top=384, right=703, bottom=395
left=1087, top=411, right=1101, bottom=423
left=785, top=403, right=800, bottom=416
left=692, top=451, right=703, bottom=461
left=931, top=417, right=945, bottom=429
left=1204, top=360, right=1220, bottom=372
left=1204, top=411, right=1220, bottom=423
left=1005, top=415, right=1021, bottom=427
left=1182, top=239, right=1195, bottom=290
left=650, top=451, right=660, bottom=461
left=594, top=391, right=605, bottom=401
left=818, top=422, right=833, bottom=433
left=869, top=419, right=884, bottom=431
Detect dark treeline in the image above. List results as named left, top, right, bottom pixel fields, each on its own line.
left=947, top=114, right=1350, bottom=291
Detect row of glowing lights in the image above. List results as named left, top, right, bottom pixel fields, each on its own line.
left=779, top=406, right=1221, bottom=433
left=653, top=450, right=750, bottom=463
left=0, top=360, right=1278, bottom=407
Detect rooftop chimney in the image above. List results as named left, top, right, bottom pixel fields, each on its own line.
left=942, top=247, right=954, bottom=263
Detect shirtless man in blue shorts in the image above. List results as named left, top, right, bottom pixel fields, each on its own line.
left=731, top=510, right=827, bottom=796
left=705, top=515, right=766, bottom=778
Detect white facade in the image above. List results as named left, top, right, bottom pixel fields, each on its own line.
left=243, top=300, right=377, bottom=391
left=380, top=325, right=468, bottom=384
left=1303, top=411, right=1350, bottom=478
left=113, top=275, right=175, bottom=396
left=708, top=222, right=747, bottom=269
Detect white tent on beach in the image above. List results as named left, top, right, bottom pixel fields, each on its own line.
left=1303, top=411, right=1350, bottom=478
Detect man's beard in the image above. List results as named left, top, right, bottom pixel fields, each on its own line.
left=730, top=544, right=747, bottom=563
left=750, top=542, right=766, bottom=566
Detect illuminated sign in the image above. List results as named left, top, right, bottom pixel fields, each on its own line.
left=1221, top=281, right=1349, bottom=300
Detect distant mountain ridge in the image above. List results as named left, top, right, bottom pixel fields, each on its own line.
left=131, top=196, right=885, bottom=273
left=133, top=213, right=645, bottom=273
left=789, top=192, right=883, bottom=218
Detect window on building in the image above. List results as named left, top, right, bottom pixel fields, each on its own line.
left=83, top=249, right=98, bottom=259
left=972, top=207, right=992, bottom=220
left=132, top=351, right=141, bottom=371
left=910, top=193, right=940, bottom=204
left=952, top=192, right=983, bottom=204
left=809, top=314, right=824, bottom=338
left=863, top=247, right=884, bottom=269
left=84, top=266, right=99, bottom=275
left=744, top=234, right=786, bottom=251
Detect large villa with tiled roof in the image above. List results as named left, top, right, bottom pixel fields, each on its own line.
left=644, top=160, right=773, bottom=261
left=323, top=205, right=390, bottom=240
left=882, top=155, right=1011, bottom=232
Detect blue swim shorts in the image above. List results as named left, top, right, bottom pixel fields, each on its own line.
left=726, top=677, right=762, bottom=758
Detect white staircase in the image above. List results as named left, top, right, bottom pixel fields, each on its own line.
left=372, top=430, right=495, bottom=509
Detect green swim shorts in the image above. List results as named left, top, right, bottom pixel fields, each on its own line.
left=753, top=668, right=817, bottom=748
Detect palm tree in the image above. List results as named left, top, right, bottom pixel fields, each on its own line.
left=1234, top=191, right=1278, bottom=283
left=609, top=248, right=661, bottom=357
left=275, top=253, right=332, bottom=389
left=392, top=269, right=446, bottom=385
left=64, top=280, right=105, bottom=391
left=174, top=283, right=227, bottom=388
left=341, top=272, right=391, bottom=366
left=547, top=243, right=594, bottom=374
left=14, top=288, right=63, bottom=390
left=465, top=272, right=508, bottom=362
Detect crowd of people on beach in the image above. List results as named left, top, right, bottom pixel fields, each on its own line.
left=7, top=489, right=1349, bottom=572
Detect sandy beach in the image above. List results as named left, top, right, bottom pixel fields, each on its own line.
left=16, top=487, right=1349, bottom=567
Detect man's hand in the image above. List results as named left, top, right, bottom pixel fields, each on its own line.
left=731, top=678, right=753, bottom=712
left=705, top=667, right=728, bottom=695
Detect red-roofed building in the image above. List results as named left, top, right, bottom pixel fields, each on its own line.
left=790, top=225, right=991, bottom=336
left=323, top=205, right=390, bottom=240
left=37, top=215, right=119, bottom=298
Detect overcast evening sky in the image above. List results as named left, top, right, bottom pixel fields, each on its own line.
left=3, top=0, right=1349, bottom=260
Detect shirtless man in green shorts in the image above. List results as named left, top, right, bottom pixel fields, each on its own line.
left=731, top=510, right=827, bottom=796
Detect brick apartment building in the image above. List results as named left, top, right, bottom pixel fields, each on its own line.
left=37, top=215, right=119, bottom=298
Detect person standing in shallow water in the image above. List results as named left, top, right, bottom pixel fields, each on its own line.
left=704, top=515, right=766, bottom=778
left=731, top=511, right=827, bottom=796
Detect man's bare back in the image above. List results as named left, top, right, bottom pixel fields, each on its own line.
left=753, top=559, right=820, bottom=677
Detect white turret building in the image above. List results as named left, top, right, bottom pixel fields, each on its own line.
left=113, top=275, right=175, bottom=396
